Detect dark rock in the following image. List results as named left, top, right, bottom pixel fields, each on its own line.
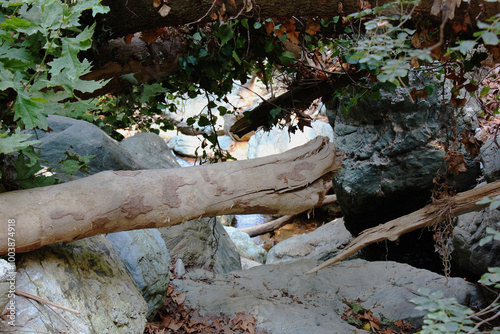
left=33, top=115, right=146, bottom=182
left=480, top=136, right=500, bottom=182
left=120, top=132, right=180, bottom=169
left=453, top=207, right=500, bottom=278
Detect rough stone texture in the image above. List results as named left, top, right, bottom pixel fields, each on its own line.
left=241, top=257, right=263, bottom=270
left=106, top=229, right=170, bottom=321
left=31, top=115, right=147, bottom=182
left=326, top=74, right=481, bottom=234
left=223, top=226, right=267, bottom=263
left=174, top=259, right=482, bottom=334
left=0, top=259, right=14, bottom=319
left=120, top=132, right=180, bottom=169
left=453, top=207, right=500, bottom=278
left=159, top=218, right=242, bottom=274
left=12, top=236, right=147, bottom=334
left=266, top=218, right=352, bottom=264
left=480, top=136, right=500, bottom=182
left=247, top=120, right=334, bottom=159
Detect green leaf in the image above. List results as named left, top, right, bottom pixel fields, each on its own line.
left=270, top=106, right=281, bottom=118
left=480, top=86, right=491, bottom=97
left=217, top=23, right=234, bottom=46
left=13, top=92, right=48, bottom=130
left=198, top=115, right=211, bottom=127
left=278, top=51, right=296, bottom=65
left=232, top=50, right=241, bottom=64
left=0, top=131, right=39, bottom=154
left=482, top=31, right=499, bottom=45
left=253, top=22, right=262, bottom=29
left=458, top=40, right=476, bottom=55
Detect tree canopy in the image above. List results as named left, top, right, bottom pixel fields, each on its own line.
left=0, top=0, right=499, bottom=189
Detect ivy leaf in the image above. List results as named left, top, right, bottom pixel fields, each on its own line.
left=270, top=106, right=282, bottom=118
left=217, top=24, right=234, bottom=46
left=482, top=31, right=499, bottom=45
left=278, top=51, right=296, bottom=65
left=198, top=115, right=211, bottom=127
left=458, top=40, right=476, bottom=55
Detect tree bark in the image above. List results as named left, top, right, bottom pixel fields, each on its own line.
left=101, top=0, right=500, bottom=39
left=305, top=180, right=500, bottom=275
left=81, top=0, right=500, bottom=97
left=238, top=194, right=337, bottom=237
left=0, top=137, right=342, bottom=255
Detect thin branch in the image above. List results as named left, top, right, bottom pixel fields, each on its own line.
left=15, top=289, right=81, bottom=314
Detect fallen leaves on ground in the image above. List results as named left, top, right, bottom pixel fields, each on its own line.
left=145, top=265, right=267, bottom=334
left=342, top=299, right=417, bottom=334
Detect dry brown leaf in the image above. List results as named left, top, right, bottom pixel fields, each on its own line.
left=287, top=31, right=300, bottom=44
left=305, top=19, right=321, bottom=36
left=265, top=20, right=275, bottom=35
left=124, top=34, right=134, bottom=45
left=171, top=291, right=186, bottom=305
left=410, top=56, right=420, bottom=68
left=410, top=88, right=428, bottom=100
left=231, top=312, right=256, bottom=334
left=153, top=0, right=162, bottom=8
left=158, top=4, right=171, bottom=17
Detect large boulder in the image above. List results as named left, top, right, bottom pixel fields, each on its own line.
left=327, top=78, right=480, bottom=233
left=32, top=115, right=146, bottom=182
left=452, top=207, right=500, bottom=278
left=12, top=236, right=147, bottom=334
left=106, top=229, right=170, bottom=320
left=159, top=218, right=242, bottom=274
left=120, top=132, right=180, bottom=169
left=266, top=218, right=352, bottom=264
left=174, top=258, right=482, bottom=333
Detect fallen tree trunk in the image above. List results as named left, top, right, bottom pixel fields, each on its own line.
left=0, top=137, right=342, bottom=255
left=238, top=194, right=337, bottom=237
left=306, top=180, right=500, bottom=275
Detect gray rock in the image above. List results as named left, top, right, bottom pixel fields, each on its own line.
left=174, top=258, right=481, bottom=333
left=33, top=115, right=146, bottom=181
left=453, top=207, right=500, bottom=277
left=266, top=218, right=352, bottom=264
left=240, top=257, right=263, bottom=270
left=0, top=259, right=14, bottom=322
left=13, top=236, right=147, bottom=334
left=120, top=132, right=180, bottom=169
left=480, top=136, right=500, bottom=182
left=106, top=229, right=170, bottom=321
left=327, top=74, right=480, bottom=232
left=159, top=218, right=241, bottom=274
left=223, top=226, right=267, bottom=263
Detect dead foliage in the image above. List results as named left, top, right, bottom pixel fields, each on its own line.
left=145, top=266, right=268, bottom=334
left=342, top=299, right=418, bottom=333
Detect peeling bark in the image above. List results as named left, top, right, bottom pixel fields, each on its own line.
left=0, top=137, right=342, bottom=255
left=305, top=180, right=500, bottom=275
